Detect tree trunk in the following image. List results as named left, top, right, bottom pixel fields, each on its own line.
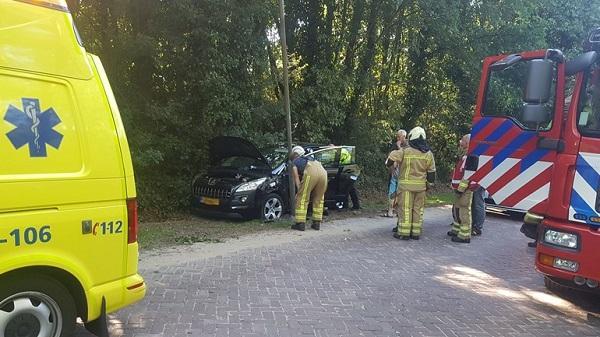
left=322, top=0, right=337, bottom=66
left=305, top=0, right=322, bottom=67
left=343, top=0, right=366, bottom=74
left=342, top=0, right=381, bottom=142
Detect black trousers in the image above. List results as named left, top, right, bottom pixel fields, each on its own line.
left=345, top=183, right=360, bottom=209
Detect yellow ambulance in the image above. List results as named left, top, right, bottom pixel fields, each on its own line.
left=0, top=1, right=146, bottom=336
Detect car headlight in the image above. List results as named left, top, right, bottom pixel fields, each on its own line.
left=236, top=178, right=267, bottom=192
left=544, top=229, right=578, bottom=249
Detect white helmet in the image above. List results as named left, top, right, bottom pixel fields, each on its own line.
left=292, top=145, right=305, bottom=157
left=408, top=126, right=426, bottom=141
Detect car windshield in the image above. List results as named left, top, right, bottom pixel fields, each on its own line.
left=217, top=156, right=269, bottom=171
left=262, top=147, right=289, bottom=168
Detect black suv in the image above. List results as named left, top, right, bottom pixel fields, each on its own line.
left=191, top=136, right=360, bottom=220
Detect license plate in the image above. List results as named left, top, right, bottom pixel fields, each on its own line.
left=200, top=197, right=220, bottom=206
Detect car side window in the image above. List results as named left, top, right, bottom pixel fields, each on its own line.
left=313, top=148, right=339, bottom=167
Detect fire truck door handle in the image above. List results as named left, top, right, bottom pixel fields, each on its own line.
left=465, top=155, right=479, bottom=171
left=537, top=137, right=565, bottom=152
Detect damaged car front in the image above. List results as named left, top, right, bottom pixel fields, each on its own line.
left=191, top=136, right=289, bottom=220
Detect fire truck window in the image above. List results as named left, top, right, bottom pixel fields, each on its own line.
left=578, top=69, right=600, bottom=137
left=565, top=75, right=577, bottom=114
left=483, top=60, right=554, bottom=131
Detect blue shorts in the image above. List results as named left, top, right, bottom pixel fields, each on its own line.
left=388, top=177, right=398, bottom=199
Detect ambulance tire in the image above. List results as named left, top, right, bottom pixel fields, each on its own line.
left=0, top=274, right=77, bottom=337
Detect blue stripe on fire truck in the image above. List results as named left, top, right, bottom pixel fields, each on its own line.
left=470, top=117, right=493, bottom=139
left=520, top=148, right=549, bottom=173
left=491, top=132, right=535, bottom=168
left=570, top=153, right=600, bottom=225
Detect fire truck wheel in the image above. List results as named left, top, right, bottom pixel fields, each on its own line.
left=0, top=274, right=77, bottom=337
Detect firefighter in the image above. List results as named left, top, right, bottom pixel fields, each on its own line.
left=447, top=134, right=478, bottom=243
left=340, top=146, right=352, bottom=164
left=290, top=146, right=328, bottom=231
left=386, top=127, right=436, bottom=240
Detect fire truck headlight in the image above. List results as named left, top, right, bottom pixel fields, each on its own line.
left=544, top=229, right=578, bottom=249
left=553, top=258, right=579, bottom=272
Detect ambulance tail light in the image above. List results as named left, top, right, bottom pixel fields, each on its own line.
left=127, top=199, right=138, bottom=244
left=15, top=0, right=69, bottom=12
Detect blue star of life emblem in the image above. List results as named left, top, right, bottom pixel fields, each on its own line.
left=4, top=98, right=63, bottom=157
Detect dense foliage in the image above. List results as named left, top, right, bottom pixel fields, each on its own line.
left=69, top=0, right=600, bottom=215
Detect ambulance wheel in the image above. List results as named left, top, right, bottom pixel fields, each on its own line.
left=0, top=274, right=76, bottom=337
left=261, top=193, right=284, bottom=222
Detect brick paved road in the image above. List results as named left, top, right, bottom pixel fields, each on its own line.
left=76, top=207, right=600, bottom=337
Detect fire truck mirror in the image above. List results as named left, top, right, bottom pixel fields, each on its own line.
left=490, top=53, right=522, bottom=71
left=565, top=51, right=597, bottom=76
left=522, top=103, right=551, bottom=125
left=524, top=59, right=553, bottom=104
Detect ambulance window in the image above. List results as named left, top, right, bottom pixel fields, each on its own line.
left=483, top=60, right=555, bottom=131
left=577, top=67, right=600, bottom=137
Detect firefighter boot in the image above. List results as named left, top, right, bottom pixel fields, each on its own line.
left=291, top=223, right=306, bottom=231
left=451, top=236, right=470, bottom=243
left=311, top=221, right=321, bottom=230
left=393, top=233, right=410, bottom=240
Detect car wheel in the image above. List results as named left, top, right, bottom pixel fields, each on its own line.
left=0, top=274, right=76, bottom=337
left=261, top=194, right=284, bottom=222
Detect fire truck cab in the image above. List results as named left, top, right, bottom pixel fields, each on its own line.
left=466, top=28, right=600, bottom=292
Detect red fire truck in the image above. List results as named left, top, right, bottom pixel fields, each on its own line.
left=465, top=28, right=600, bottom=292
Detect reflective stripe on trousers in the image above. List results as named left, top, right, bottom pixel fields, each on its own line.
left=396, top=190, right=426, bottom=236
left=451, top=190, right=473, bottom=240
left=295, top=162, right=328, bottom=223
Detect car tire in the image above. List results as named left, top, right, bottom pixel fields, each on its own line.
left=261, top=193, right=284, bottom=222
left=0, top=274, right=77, bottom=337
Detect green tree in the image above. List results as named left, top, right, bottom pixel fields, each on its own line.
left=69, top=0, right=600, bottom=216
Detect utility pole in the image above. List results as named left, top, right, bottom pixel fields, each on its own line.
left=278, top=0, right=295, bottom=216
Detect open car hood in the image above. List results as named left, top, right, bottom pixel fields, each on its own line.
left=209, top=136, right=268, bottom=164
